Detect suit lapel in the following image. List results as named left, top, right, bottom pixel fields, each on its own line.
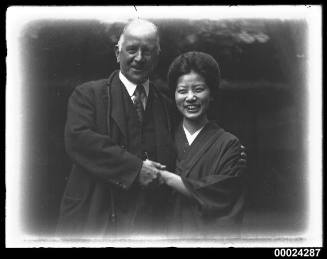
left=106, top=72, right=127, bottom=139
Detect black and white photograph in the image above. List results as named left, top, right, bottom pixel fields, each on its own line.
left=6, top=5, right=322, bottom=248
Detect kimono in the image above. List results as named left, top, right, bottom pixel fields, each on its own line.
left=169, top=121, right=247, bottom=237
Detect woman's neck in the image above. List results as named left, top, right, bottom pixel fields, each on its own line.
left=183, top=116, right=208, bottom=135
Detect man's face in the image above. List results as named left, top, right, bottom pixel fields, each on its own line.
left=115, top=30, right=159, bottom=84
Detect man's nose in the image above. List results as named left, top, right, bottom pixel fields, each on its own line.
left=134, top=49, right=144, bottom=62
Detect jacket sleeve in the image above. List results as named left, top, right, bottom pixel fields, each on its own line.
left=64, top=83, right=142, bottom=190
left=181, top=138, right=247, bottom=218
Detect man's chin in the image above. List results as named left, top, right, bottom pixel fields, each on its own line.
left=130, top=74, right=148, bottom=84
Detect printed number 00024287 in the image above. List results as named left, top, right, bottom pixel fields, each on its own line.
left=274, top=249, right=321, bottom=257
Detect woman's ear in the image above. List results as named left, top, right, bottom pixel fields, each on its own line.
left=210, top=90, right=219, bottom=102
left=114, top=45, right=120, bottom=63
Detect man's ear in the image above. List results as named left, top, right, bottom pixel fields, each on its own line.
left=114, top=45, right=120, bottom=63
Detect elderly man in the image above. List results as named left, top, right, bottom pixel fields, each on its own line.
left=56, top=19, right=176, bottom=236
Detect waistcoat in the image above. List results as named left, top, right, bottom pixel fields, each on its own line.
left=121, top=85, right=157, bottom=161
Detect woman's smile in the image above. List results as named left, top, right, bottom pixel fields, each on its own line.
left=184, top=104, right=201, bottom=113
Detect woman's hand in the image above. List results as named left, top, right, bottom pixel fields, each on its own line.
left=158, top=170, right=192, bottom=197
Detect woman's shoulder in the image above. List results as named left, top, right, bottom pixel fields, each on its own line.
left=208, top=121, right=241, bottom=146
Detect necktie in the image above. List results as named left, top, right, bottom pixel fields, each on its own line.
left=133, top=84, right=146, bottom=123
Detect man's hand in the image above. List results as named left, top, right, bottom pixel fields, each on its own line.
left=138, top=159, right=166, bottom=187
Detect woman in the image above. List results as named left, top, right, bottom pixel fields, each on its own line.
left=159, top=51, right=247, bottom=237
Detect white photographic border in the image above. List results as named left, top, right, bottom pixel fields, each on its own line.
left=6, top=5, right=322, bottom=247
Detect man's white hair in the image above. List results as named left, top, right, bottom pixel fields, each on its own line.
left=116, top=19, right=161, bottom=53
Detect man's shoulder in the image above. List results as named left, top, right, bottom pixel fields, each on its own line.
left=74, top=70, right=119, bottom=94
left=75, top=78, right=108, bottom=93
left=150, top=82, right=172, bottom=105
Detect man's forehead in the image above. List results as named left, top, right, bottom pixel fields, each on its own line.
left=123, top=30, right=158, bottom=46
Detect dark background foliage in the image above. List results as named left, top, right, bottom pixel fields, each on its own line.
left=21, top=18, right=307, bottom=235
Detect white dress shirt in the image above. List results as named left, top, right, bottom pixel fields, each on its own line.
left=119, top=71, right=149, bottom=109
left=183, top=124, right=205, bottom=145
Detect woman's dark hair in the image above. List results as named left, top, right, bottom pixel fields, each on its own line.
left=167, top=51, right=221, bottom=99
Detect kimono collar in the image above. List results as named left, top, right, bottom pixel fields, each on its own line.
left=183, top=124, right=206, bottom=145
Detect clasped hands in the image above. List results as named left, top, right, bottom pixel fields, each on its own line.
left=138, top=145, right=246, bottom=188
left=138, top=159, right=167, bottom=187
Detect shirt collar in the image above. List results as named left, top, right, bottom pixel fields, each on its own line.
left=119, top=71, right=149, bottom=97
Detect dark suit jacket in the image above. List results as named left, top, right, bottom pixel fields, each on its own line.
left=56, top=70, right=175, bottom=236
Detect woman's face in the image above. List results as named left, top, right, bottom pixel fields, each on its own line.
left=175, top=71, right=211, bottom=124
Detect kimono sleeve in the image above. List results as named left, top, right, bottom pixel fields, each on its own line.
left=181, top=137, right=247, bottom=218
left=65, top=83, right=142, bottom=190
